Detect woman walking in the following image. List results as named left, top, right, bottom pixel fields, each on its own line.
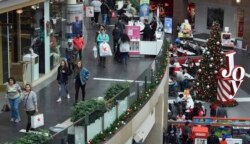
left=22, top=84, right=38, bottom=132
left=57, top=60, right=70, bottom=102
left=6, top=77, right=22, bottom=123
left=97, top=26, right=110, bottom=68
left=74, top=61, right=90, bottom=104
left=119, top=33, right=130, bottom=65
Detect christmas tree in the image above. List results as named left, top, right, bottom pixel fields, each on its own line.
left=194, top=22, right=225, bottom=103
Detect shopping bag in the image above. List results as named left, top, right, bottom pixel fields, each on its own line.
left=1, top=103, right=10, bottom=112
left=31, top=113, right=44, bottom=128
left=93, top=46, right=98, bottom=58
left=119, top=42, right=130, bottom=52
left=111, top=11, right=116, bottom=18
left=99, top=42, right=112, bottom=57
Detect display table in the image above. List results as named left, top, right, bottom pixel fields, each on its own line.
left=23, top=53, right=39, bottom=84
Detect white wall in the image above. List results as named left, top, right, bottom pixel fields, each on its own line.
left=194, top=1, right=238, bottom=38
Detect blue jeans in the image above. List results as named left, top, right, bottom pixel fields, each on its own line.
left=9, top=97, right=20, bottom=120
left=102, top=14, right=107, bottom=25
left=58, top=82, right=69, bottom=98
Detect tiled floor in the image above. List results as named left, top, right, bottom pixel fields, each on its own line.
left=0, top=19, right=154, bottom=143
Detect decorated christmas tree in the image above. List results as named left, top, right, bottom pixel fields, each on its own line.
left=194, top=22, right=225, bottom=103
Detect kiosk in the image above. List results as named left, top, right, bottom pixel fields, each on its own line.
left=192, top=126, right=208, bottom=144
left=23, top=53, right=39, bottom=84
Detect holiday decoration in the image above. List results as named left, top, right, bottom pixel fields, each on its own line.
left=217, top=50, right=245, bottom=102
left=194, top=22, right=225, bottom=103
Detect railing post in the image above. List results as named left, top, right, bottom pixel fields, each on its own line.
left=144, top=76, right=147, bottom=93
left=137, top=83, right=140, bottom=100
left=116, top=101, right=119, bottom=119
left=84, top=116, right=89, bottom=144
left=151, top=68, right=154, bottom=83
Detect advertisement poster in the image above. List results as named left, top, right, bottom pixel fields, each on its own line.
left=139, top=0, right=149, bottom=21
left=86, top=6, right=94, bottom=17
left=66, top=4, right=84, bottom=38
left=125, top=26, right=140, bottom=40
left=164, top=17, right=173, bottom=34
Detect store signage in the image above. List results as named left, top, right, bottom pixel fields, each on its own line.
left=164, top=17, right=172, bottom=34
left=139, top=0, right=149, bottom=21
left=217, top=51, right=245, bottom=102
left=85, top=6, right=94, bottom=17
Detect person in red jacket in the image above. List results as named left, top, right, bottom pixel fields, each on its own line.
left=73, top=33, right=84, bottom=60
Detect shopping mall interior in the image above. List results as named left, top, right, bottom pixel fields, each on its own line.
left=0, top=0, right=250, bottom=144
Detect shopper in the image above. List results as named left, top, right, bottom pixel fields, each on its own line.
left=100, top=0, right=110, bottom=26
left=73, top=33, right=84, bottom=60
left=112, top=24, right=122, bottom=53
left=116, top=17, right=125, bottom=33
left=6, top=77, right=22, bottom=123
left=167, top=123, right=177, bottom=144
left=216, top=105, right=228, bottom=118
left=207, top=130, right=220, bottom=144
left=220, top=137, right=228, bottom=144
left=90, top=0, right=102, bottom=24
left=74, top=61, right=90, bottom=104
left=149, top=17, right=157, bottom=41
left=210, top=103, right=217, bottom=117
left=141, top=19, right=151, bottom=41
left=182, top=121, right=191, bottom=144
left=56, top=60, right=70, bottom=102
left=242, top=130, right=250, bottom=144
left=71, top=16, right=82, bottom=37
left=22, top=84, right=38, bottom=132
left=97, top=26, right=110, bottom=68
left=119, top=33, right=130, bottom=65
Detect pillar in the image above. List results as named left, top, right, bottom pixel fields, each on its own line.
left=173, top=0, right=188, bottom=38
left=242, top=0, right=250, bottom=48
left=44, top=0, right=50, bottom=74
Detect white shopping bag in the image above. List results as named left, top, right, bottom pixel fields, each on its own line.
left=93, top=46, right=98, bottom=58
left=31, top=113, right=44, bottom=129
left=119, top=42, right=130, bottom=52
left=99, top=42, right=112, bottom=57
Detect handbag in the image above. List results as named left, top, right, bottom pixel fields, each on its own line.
left=119, top=42, right=130, bottom=52
left=1, top=103, right=10, bottom=112
left=99, top=42, right=113, bottom=57
left=31, top=113, right=44, bottom=128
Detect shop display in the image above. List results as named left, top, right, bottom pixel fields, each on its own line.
left=164, top=17, right=172, bottom=34
left=213, top=126, right=232, bottom=138
left=221, top=32, right=234, bottom=47
left=192, top=126, right=208, bottom=144
left=178, top=19, right=193, bottom=38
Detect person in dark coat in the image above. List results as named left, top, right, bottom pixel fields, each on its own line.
left=149, top=17, right=157, bottom=41
left=100, top=0, right=110, bottom=25
left=116, top=17, right=125, bottom=33
left=141, top=19, right=151, bottom=41
left=207, top=130, right=220, bottom=144
left=112, top=24, right=122, bottom=53
left=56, top=60, right=70, bottom=102
left=210, top=103, right=217, bottom=117
left=216, top=105, right=228, bottom=118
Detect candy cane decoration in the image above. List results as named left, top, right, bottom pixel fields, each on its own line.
left=217, top=51, right=245, bottom=102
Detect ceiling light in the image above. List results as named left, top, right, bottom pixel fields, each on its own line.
left=16, top=9, right=23, bottom=14
left=236, top=0, right=241, bottom=3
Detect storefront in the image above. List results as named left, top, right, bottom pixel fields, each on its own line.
left=0, top=0, right=87, bottom=90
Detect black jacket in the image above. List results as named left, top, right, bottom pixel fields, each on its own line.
left=101, top=3, right=110, bottom=14
left=57, top=66, right=69, bottom=83
left=141, top=24, right=151, bottom=41
left=112, top=28, right=122, bottom=41
left=207, top=135, right=220, bottom=144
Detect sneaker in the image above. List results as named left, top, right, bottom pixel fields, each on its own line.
left=56, top=98, right=62, bottom=102
left=15, top=119, right=20, bottom=123
left=67, top=94, right=70, bottom=99
left=10, top=118, right=14, bottom=122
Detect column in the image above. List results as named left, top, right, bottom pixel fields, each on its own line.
left=44, top=0, right=50, bottom=74
left=172, top=0, right=188, bottom=38
left=242, top=1, right=250, bottom=48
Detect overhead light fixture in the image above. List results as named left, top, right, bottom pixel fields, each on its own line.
left=236, top=0, right=241, bottom=3
left=16, top=9, right=23, bottom=14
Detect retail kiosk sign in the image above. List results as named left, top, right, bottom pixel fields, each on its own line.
left=217, top=50, right=245, bottom=102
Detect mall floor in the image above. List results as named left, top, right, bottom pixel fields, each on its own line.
left=0, top=19, right=154, bottom=142
left=1, top=21, right=250, bottom=143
